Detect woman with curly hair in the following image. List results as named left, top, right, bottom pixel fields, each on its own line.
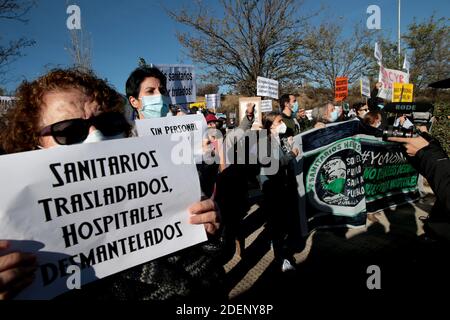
left=0, top=68, right=224, bottom=301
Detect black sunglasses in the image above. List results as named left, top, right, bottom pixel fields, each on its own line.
left=39, top=112, right=131, bottom=145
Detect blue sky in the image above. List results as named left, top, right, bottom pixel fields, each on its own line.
left=1, top=0, right=449, bottom=94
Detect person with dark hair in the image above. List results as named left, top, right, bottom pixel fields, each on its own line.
left=363, top=111, right=382, bottom=128
left=260, top=111, right=300, bottom=272
left=352, top=102, right=369, bottom=121
left=279, top=94, right=300, bottom=137
left=0, top=68, right=224, bottom=301
left=125, top=67, right=170, bottom=120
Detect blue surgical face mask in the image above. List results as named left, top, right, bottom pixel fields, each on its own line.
left=292, top=101, right=299, bottom=114
left=141, top=95, right=170, bottom=119
left=329, top=110, right=339, bottom=122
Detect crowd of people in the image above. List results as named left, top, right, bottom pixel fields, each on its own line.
left=0, top=66, right=448, bottom=300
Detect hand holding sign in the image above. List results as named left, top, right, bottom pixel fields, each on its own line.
left=246, top=102, right=255, bottom=115
left=188, top=199, right=221, bottom=236
left=0, top=241, right=37, bottom=300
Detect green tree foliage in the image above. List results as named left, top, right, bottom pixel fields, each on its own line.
left=403, top=16, right=450, bottom=89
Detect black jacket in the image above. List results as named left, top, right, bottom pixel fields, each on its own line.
left=415, top=139, right=450, bottom=216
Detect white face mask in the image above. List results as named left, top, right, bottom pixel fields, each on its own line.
left=83, top=129, right=125, bottom=144
left=37, top=129, right=125, bottom=149
left=375, top=121, right=382, bottom=128
left=275, top=122, right=287, bottom=134
left=359, top=110, right=368, bottom=118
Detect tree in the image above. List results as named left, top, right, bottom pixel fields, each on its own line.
left=0, top=0, right=35, bottom=82
left=167, top=0, right=316, bottom=96
left=197, top=83, right=219, bottom=96
left=65, top=28, right=92, bottom=71
left=403, top=16, right=450, bottom=90
left=301, top=21, right=376, bottom=91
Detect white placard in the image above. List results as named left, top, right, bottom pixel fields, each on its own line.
left=374, top=42, right=382, bottom=64
left=360, top=76, right=371, bottom=97
left=155, top=64, right=196, bottom=104
left=135, top=114, right=207, bottom=164
left=261, top=100, right=273, bottom=113
left=0, top=133, right=206, bottom=299
left=205, top=94, right=220, bottom=112
left=378, top=65, right=409, bottom=100
left=257, top=76, right=279, bottom=99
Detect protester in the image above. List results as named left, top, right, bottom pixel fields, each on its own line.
left=368, top=81, right=384, bottom=111
left=126, top=66, right=171, bottom=120
left=353, top=102, right=370, bottom=121
left=260, top=111, right=300, bottom=272
left=239, top=102, right=256, bottom=130
left=0, top=68, right=225, bottom=301
left=311, top=102, right=340, bottom=128
left=205, top=113, right=223, bottom=131
left=296, top=107, right=313, bottom=132
left=278, top=94, right=300, bottom=137
left=363, top=111, right=382, bottom=128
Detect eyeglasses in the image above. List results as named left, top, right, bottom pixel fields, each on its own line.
left=39, top=112, right=131, bottom=145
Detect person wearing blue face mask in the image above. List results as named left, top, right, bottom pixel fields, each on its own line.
left=311, top=102, right=340, bottom=129
left=126, top=67, right=171, bottom=120
left=279, top=94, right=300, bottom=138
left=124, top=66, right=227, bottom=302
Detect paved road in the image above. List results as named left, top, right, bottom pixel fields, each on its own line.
left=223, top=190, right=450, bottom=307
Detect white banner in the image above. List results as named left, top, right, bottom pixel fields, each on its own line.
left=403, top=55, right=410, bottom=74
left=205, top=93, right=220, bottom=112
left=260, top=100, right=273, bottom=113
left=257, top=76, right=279, bottom=99
left=0, top=133, right=206, bottom=299
left=360, top=76, right=371, bottom=97
left=135, top=114, right=207, bottom=164
left=155, top=64, right=196, bottom=105
left=377, top=65, right=409, bottom=100
left=374, top=42, right=382, bottom=64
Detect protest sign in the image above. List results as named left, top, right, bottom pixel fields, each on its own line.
left=135, top=114, right=207, bottom=164
left=403, top=55, right=410, bottom=74
left=360, top=76, right=371, bottom=97
left=260, top=100, right=273, bottom=113
left=190, top=102, right=206, bottom=110
left=205, top=93, right=220, bottom=112
left=374, top=42, right=382, bottom=64
left=392, top=82, right=414, bottom=102
left=238, top=97, right=262, bottom=130
left=257, top=76, right=279, bottom=99
left=0, top=133, right=206, bottom=299
left=378, top=65, right=409, bottom=100
left=360, top=135, right=419, bottom=212
left=335, top=77, right=348, bottom=101
left=294, top=120, right=419, bottom=231
left=155, top=64, right=196, bottom=104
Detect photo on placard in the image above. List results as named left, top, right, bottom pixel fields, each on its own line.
left=238, top=97, right=262, bottom=130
